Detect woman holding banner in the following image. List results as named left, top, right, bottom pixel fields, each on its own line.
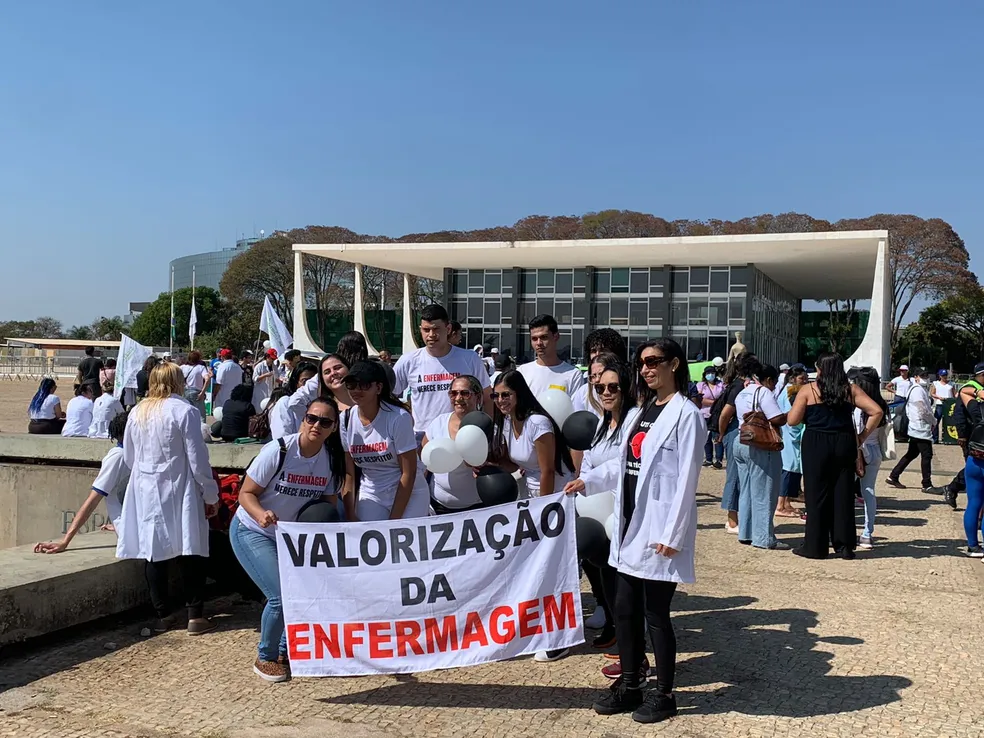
left=421, top=375, right=486, bottom=514
left=340, top=361, right=430, bottom=521
left=589, top=338, right=703, bottom=725
left=230, top=395, right=346, bottom=682
left=269, top=362, right=318, bottom=439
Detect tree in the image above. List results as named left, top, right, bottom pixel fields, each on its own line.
left=290, top=226, right=361, bottom=342
left=220, top=235, right=295, bottom=332
left=130, top=287, right=224, bottom=348
left=66, top=325, right=94, bottom=340
left=0, top=317, right=63, bottom=338
left=824, top=299, right=858, bottom=354
left=90, top=316, right=125, bottom=341
left=929, top=285, right=984, bottom=358
left=34, top=316, right=64, bottom=338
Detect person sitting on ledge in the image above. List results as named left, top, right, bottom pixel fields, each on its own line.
left=28, top=377, right=65, bottom=434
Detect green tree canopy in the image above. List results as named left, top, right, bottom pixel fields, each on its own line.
left=130, top=286, right=224, bottom=348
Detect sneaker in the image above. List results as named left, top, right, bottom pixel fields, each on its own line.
left=632, top=691, right=678, bottom=724
left=858, top=536, right=874, bottom=550
left=592, top=676, right=644, bottom=715
left=965, top=545, right=984, bottom=558
left=187, top=618, right=218, bottom=636
left=724, top=522, right=740, bottom=535
left=584, top=606, right=607, bottom=630
left=921, top=486, right=937, bottom=494
left=702, top=460, right=713, bottom=468
left=713, top=461, right=723, bottom=470
left=885, top=477, right=905, bottom=489
left=151, top=615, right=176, bottom=633
left=592, top=625, right=616, bottom=649
left=534, top=648, right=570, bottom=663
left=943, top=487, right=958, bottom=509
left=602, top=657, right=650, bottom=682
left=253, top=658, right=289, bottom=683
left=761, top=540, right=791, bottom=551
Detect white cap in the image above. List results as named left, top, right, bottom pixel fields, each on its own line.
left=899, top=364, right=909, bottom=371
left=491, top=347, right=499, bottom=353
left=779, top=363, right=790, bottom=371
left=473, top=344, right=483, bottom=353
left=712, top=356, right=724, bottom=367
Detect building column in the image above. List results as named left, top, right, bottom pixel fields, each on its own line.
left=845, top=238, right=891, bottom=377
left=353, top=264, right=382, bottom=356
left=402, top=273, right=419, bottom=354
left=292, top=251, right=323, bottom=354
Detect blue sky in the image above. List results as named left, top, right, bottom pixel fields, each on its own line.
left=1, top=1, right=981, bottom=327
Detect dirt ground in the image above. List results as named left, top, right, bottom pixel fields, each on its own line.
left=0, top=379, right=63, bottom=434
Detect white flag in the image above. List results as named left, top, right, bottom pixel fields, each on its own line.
left=189, top=299, right=197, bottom=344
left=114, top=333, right=153, bottom=400
left=259, top=295, right=293, bottom=357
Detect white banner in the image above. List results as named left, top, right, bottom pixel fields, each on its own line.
left=277, top=492, right=583, bottom=676
left=113, top=333, right=152, bottom=400
left=259, top=295, right=293, bottom=358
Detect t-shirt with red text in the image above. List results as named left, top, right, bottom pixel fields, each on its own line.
left=237, top=433, right=336, bottom=538
left=393, top=346, right=490, bottom=434
left=342, top=404, right=429, bottom=511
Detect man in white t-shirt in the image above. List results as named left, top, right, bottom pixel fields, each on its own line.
left=930, top=369, right=955, bottom=443
left=392, top=304, right=493, bottom=439
left=517, top=314, right=585, bottom=398
left=213, top=349, right=244, bottom=409
left=252, top=349, right=278, bottom=409
left=887, top=365, right=914, bottom=400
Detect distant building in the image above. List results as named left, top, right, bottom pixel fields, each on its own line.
left=169, top=236, right=263, bottom=292
left=125, top=301, right=151, bottom=326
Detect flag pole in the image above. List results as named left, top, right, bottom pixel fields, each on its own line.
left=169, top=265, right=175, bottom=355
left=191, top=266, right=196, bottom=351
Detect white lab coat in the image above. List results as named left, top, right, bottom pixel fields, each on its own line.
left=582, top=393, right=703, bottom=583
left=116, top=395, right=219, bottom=561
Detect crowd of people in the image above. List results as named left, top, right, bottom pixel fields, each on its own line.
left=29, top=305, right=984, bottom=728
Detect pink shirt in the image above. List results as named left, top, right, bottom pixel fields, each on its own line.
left=696, top=380, right=724, bottom=420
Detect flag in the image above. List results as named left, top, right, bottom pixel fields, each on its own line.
left=114, top=333, right=153, bottom=400
left=259, top=295, right=293, bottom=357
left=189, top=299, right=197, bottom=344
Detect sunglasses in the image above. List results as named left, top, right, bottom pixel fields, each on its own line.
left=448, top=389, right=475, bottom=398
left=638, top=355, right=671, bottom=370
left=343, top=379, right=374, bottom=391
left=593, top=382, right=621, bottom=395
left=303, top=413, right=336, bottom=430
left=491, top=391, right=514, bottom=400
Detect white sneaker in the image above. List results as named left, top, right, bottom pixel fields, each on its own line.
left=534, top=648, right=570, bottom=663
left=585, top=606, right=607, bottom=630
left=725, top=522, right=740, bottom=535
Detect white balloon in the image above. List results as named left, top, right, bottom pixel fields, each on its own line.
left=712, top=356, right=724, bottom=367
left=263, top=340, right=272, bottom=349
left=539, top=389, right=574, bottom=427
left=454, top=424, right=489, bottom=466
left=420, top=441, right=434, bottom=470
left=575, top=491, right=615, bottom=526
left=424, top=438, right=462, bottom=474
left=259, top=397, right=270, bottom=412
left=604, top=513, right=616, bottom=540
left=212, top=406, right=223, bottom=422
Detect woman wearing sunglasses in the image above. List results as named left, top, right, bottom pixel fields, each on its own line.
left=564, top=353, right=632, bottom=655
left=591, top=339, right=703, bottom=725
left=420, top=375, right=487, bottom=514
left=230, top=395, right=346, bottom=682
left=340, top=361, right=430, bottom=521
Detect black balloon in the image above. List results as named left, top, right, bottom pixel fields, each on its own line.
left=575, top=516, right=610, bottom=567
left=562, top=410, right=600, bottom=451
left=475, top=467, right=519, bottom=507
left=296, top=499, right=341, bottom=523
left=460, top=410, right=494, bottom=440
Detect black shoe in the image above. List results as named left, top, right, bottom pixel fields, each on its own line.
left=791, top=547, right=824, bottom=560
left=922, top=486, right=941, bottom=495
left=738, top=539, right=751, bottom=545
left=713, top=461, right=723, bottom=470
left=632, top=691, right=678, bottom=724
left=885, top=477, right=905, bottom=489
left=702, top=460, right=713, bottom=467
left=965, top=545, right=984, bottom=558
left=592, top=624, right=616, bottom=649
left=943, top=487, right=958, bottom=509
left=835, top=548, right=856, bottom=560
left=593, top=676, right=644, bottom=715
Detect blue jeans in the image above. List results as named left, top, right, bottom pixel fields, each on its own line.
left=964, top=457, right=984, bottom=548
left=858, top=458, right=880, bottom=539
left=933, top=406, right=944, bottom=443
left=780, top=470, right=801, bottom=498
left=704, top=430, right=724, bottom=464
left=734, top=441, right=781, bottom=548
left=720, top=428, right=740, bottom=512
left=229, top=516, right=286, bottom=662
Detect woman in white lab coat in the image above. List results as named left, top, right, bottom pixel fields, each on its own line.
left=591, top=338, right=703, bottom=726
left=116, top=362, right=220, bottom=635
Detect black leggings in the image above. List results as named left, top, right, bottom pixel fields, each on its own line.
left=145, top=555, right=207, bottom=620
left=801, top=429, right=857, bottom=558
left=614, top=572, right=677, bottom=693
left=890, top=438, right=933, bottom=489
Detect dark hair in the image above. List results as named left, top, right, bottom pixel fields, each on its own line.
left=108, top=410, right=129, bottom=444
left=591, top=354, right=634, bottom=446
left=452, top=374, right=485, bottom=398
left=266, top=387, right=287, bottom=410
left=854, top=367, right=889, bottom=426
left=529, top=314, right=559, bottom=334
left=287, top=361, right=318, bottom=395
left=318, top=353, right=350, bottom=399
left=494, top=353, right=515, bottom=372
left=450, top=320, right=462, bottom=333
left=420, top=304, right=450, bottom=324
left=785, top=365, right=809, bottom=387
left=348, top=360, right=409, bottom=411
left=284, top=349, right=301, bottom=362
left=230, top=384, right=253, bottom=403
left=336, top=332, right=369, bottom=366
left=305, top=396, right=346, bottom=493
left=30, top=378, right=57, bottom=414
left=814, top=352, right=853, bottom=408
left=492, top=370, right=574, bottom=476
left=143, top=356, right=160, bottom=373
left=84, top=346, right=95, bottom=357
left=105, top=357, right=117, bottom=369
left=584, top=329, right=627, bottom=363
left=632, top=339, right=689, bottom=406
left=758, top=364, right=780, bottom=383
left=719, top=352, right=748, bottom=387
left=186, top=351, right=201, bottom=365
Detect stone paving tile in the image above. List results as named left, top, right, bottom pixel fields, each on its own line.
left=2, top=445, right=983, bottom=738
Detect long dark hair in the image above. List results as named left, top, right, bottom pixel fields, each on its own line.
left=318, top=353, right=350, bottom=400
left=632, top=338, right=689, bottom=407
left=30, top=378, right=57, bottom=414
left=853, top=367, right=889, bottom=426
left=492, top=370, right=574, bottom=476
left=305, top=396, right=346, bottom=493
left=591, top=354, right=634, bottom=446
left=815, top=352, right=853, bottom=408
left=286, top=361, right=318, bottom=395
left=336, top=331, right=369, bottom=367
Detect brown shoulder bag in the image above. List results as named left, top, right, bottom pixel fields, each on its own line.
left=739, top=387, right=784, bottom=452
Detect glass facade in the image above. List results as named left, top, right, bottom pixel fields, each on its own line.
left=170, top=237, right=260, bottom=292
left=446, top=264, right=796, bottom=366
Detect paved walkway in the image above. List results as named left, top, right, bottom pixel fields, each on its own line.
left=2, top=445, right=983, bottom=738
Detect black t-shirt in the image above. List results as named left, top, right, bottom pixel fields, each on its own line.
left=136, top=369, right=150, bottom=398
left=79, top=356, right=103, bottom=384
left=221, top=400, right=256, bottom=440
left=621, top=401, right=666, bottom=538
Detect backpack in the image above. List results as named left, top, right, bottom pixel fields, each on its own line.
left=249, top=404, right=273, bottom=440
left=707, top=384, right=731, bottom=432
left=892, top=394, right=910, bottom=442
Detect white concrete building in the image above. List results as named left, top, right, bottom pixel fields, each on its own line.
left=291, top=230, right=891, bottom=375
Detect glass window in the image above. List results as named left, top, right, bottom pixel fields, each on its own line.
left=467, top=298, right=483, bottom=323
left=555, top=300, right=573, bottom=325
left=521, top=270, right=536, bottom=295
left=710, top=268, right=729, bottom=293
left=537, top=297, right=553, bottom=318
left=669, top=329, right=688, bottom=357
left=592, top=300, right=610, bottom=325
left=452, top=271, right=468, bottom=294
left=610, top=297, right=628, bottom=325
left=708, top=333, right=728, bottom=362
left=519, top=299, right=536, bottom=326
left=574, top=269, right=588, bottom=293
left=730, top=297, right=745, bottom=323
left=650, top=267, right=664, bottom=290
left=709, top=299, right=728, bottom=326
left=629, top=299, right=648, bottom=326
left=611, top=268, right=629, bottom=293
left=451, top=298, right=466, bottom=321
left=688, top=330, right=708, bottom=360
left=537, top=269, right=555, bottom=293
left=593, top=269, right=611, bottom=294
left=483, top=300, right=501, bottom=325
left=670, top=299, right=687, bottom=326
left=485, top=271, right=502, bottom=294
left=730, top=266, right=749, bottom=289
left=571, top=328, right=584, bottom=363
left=670, top=268, right=689, bottom=293
left=690, top=267, right=709, bottom=286
left=469, top=270, right=484, bottom=292
left=630, top=269, right=648, bottom=294
left=649, top=297, right=662, bottom=322
left=689, top=298, right=708, bottom=325
left=556, top=270, right=573, bottom=294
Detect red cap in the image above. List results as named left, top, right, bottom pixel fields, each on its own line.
left=266, top=348, right=278, bottom=359
left=219, top=348, right=232, bottom=359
